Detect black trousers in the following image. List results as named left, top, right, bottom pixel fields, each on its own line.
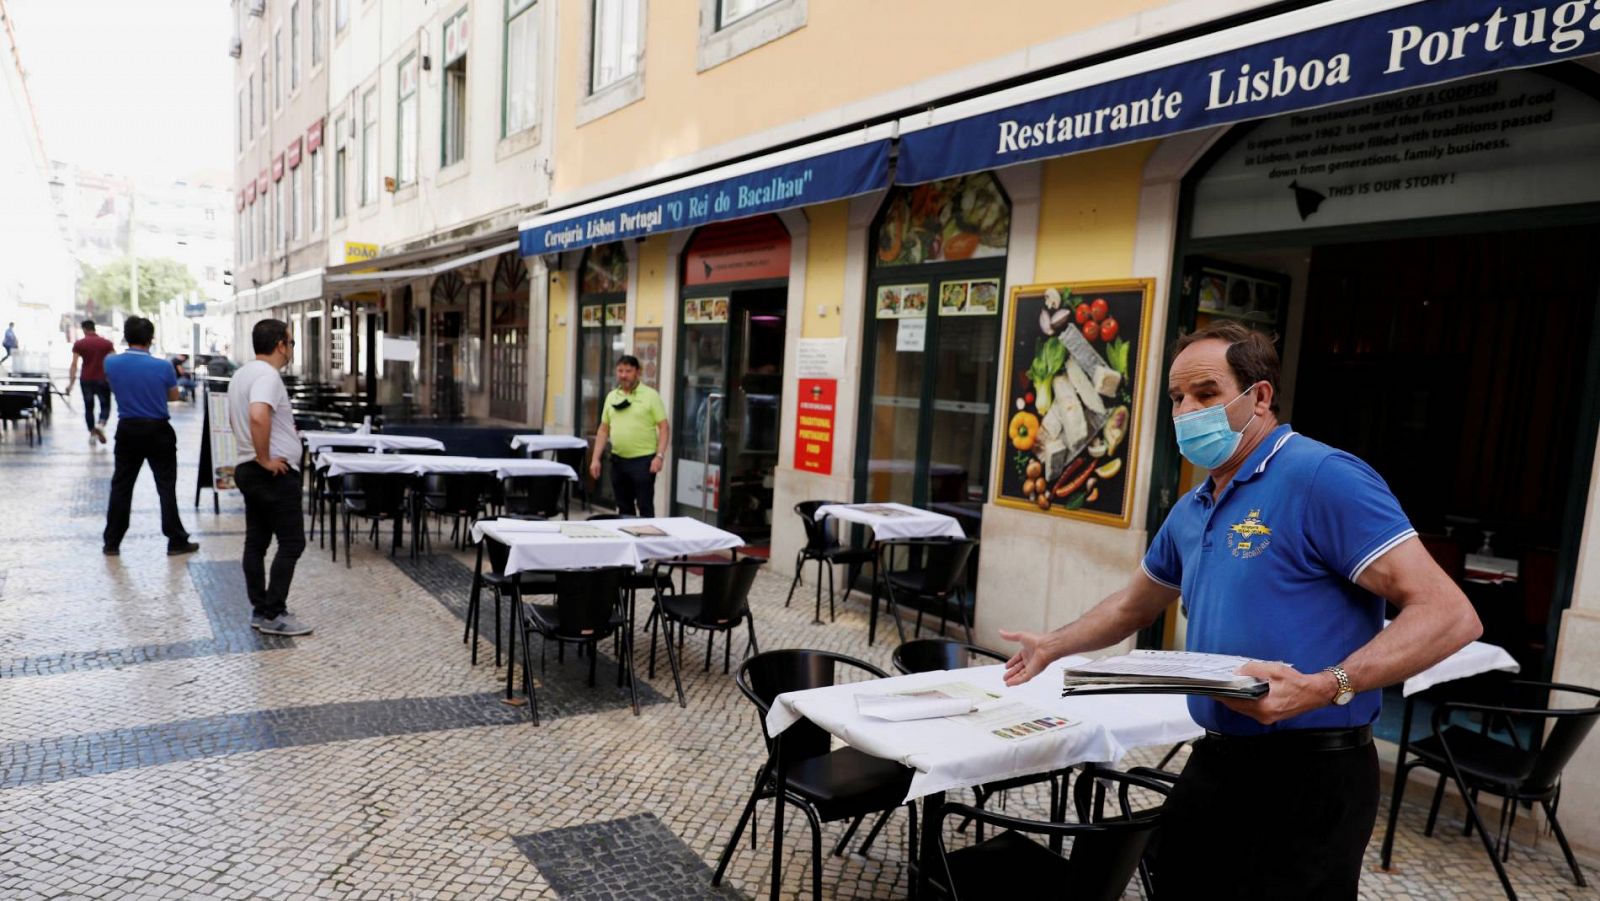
left=80, top=379, right=111, bottom=430
left=610, top=454, right=657, bottom=517
left=104, top=418, right=189, bottom=549
left=234, top=461, right=306, bottom=620
left=1154, top=730, right=1378, bottom=900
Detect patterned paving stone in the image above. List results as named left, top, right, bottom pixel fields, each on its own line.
left=515, top=814, right=746, bottom=900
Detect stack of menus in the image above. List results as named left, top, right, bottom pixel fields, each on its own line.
left=1061, top=650, right=1269, bottom=699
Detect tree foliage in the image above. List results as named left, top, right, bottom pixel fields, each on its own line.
left=78, top=257, right=198, bottom=315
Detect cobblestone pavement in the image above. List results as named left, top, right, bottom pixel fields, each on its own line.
left=1, top=405, right=1597, bottom=899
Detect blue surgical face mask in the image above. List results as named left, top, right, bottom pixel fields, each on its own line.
left=1173, top=383, right=1260, bottom=471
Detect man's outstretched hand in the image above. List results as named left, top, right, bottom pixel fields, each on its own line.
left=999, top=630, right=1052, bottom=686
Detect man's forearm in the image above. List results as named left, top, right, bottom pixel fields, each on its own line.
left=68, top=359, right=79, bottom=382
left=591, top=425, right=609, bottom=463
left=656, top=422, right=670, bottom=455
left=251, top=418, right=273, bottom=462
left=1338, top=599, right=1480, bottom=694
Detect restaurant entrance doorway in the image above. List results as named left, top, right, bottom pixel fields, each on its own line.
left=1147, top=66, right=1600, bottom=693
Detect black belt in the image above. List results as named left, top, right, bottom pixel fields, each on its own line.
left=1203, top=725, right=1371, bottom=753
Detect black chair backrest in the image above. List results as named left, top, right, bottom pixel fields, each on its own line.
left=426, top=472, right=485, bottom=512
left=794, top=500, right=836, bottom=552
left=552, top=568, right=628, bottom=637
left=736, top=649, right=889, bottom=762
left=344, top=473, right=409, bottom=515
left=893, top=639, right=1007, bottom=675
left=887, top=538, right=976, bottom=596
left=552, top=446, right=587, bottom=472
left=485, top=537, right=512, bottom=576
left=1491, top=681, right=1600, bottom=795
left=0, top=394, right=30, bottom=420
left=696, top=558, right=766, bottom=624
left=504, top=475, right=566, bottom=518
left=586, top=513, right=627, bottom=520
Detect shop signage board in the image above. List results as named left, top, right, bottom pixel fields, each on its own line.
left=794, top=378, right=837, bottom=475
left=343, top=242, right=380, bottom=264
left=994, top=279, right=1154, bottom=528
left=1191, top=69, right=1600, bottom=237
left=632, top=327, right=662, bottom=386
left=898, top=0, right=1600, bottom=184
left=794, top=336, right=844, bottom=378
left=521, top=131, right=893, bottom=255
left=683, top=217, right=792, bottom=286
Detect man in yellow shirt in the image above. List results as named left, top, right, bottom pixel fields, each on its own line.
left=589, top=355, right=670, bottom=516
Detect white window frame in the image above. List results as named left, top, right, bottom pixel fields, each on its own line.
left=274, top=178, right=286, bottom=250
left=310, top=147, right=324, bottom=234
left=335, top=0, right=349, bottom=33
left=291, top=164, right=303, bottom=242
left=360, top=87, right=379, bottom=207
left=273, top=27, right=284, bottom=110
left=440, top=8, right=469, bottom=168
left=333, top=112, right=348, bottom=220
left=312, top=0, right=326, bottom=67
left=237, top=89, right=246, bottom=151
left=290, top=2, right=302, bottom=92
left=258, top=53, right=268, bottom=127
left=397, top=52, right=419, bottom=187
left=576, top=0, right=644, bottom=125
left=502, top=0, right=540, bottom=138
left=697, top=0, right=805, bottom=72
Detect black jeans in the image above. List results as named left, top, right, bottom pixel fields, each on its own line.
left=104, top=418, right=189, bottom=549
left=610, top=454, right=657, bottom=516
left=1153, top=730, right=1379, bottom=900
left=234, top=461, right=306, bottom=620
left=80, top=378, right=111, bottom=430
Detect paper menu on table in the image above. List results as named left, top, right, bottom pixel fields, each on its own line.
left=856, top=682, right=998, bottom=722
left=560, top=523, right=625, bottom=539
left=954, top=703, right=1077, bottom=741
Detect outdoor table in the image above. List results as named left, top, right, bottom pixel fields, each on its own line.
left=510, top=434, right=588, bottom=457
left=1402, top=633, right=1520, bottom=697
left=467, top=516, right=744, bottom=707
left=1463, top=553, right=1519, bottom=584
left=814, top=502, right=965, bottom=541
left=301, top=431, right=446, bottom=454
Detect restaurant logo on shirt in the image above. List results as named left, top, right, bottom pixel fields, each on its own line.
left=1228, top=509, right=1273, bottom=559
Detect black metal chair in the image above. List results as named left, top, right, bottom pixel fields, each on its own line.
left=502, top=474, right=568, bottom=520
left=787, top=501, right=878, bottom=625
left=308, top=445, right=375, bottom=552
left=466, top=536, right=556, bottom=667
left=420, top=472, right=488, bottom=550
left=878, top=537, right=978, bottom=644
left=893, top=639, right=1070, bottom=845
left=0, top=393, right=39, bottom=446
left=645, top=558, right=765, bottom=706
left=512, top=566, right=637, bottom=723
left=1379, top=679, right=1600, bottom=900
left=711, top=649, right=919, bottom=901
left=339, top=473, right=411, bottom=567
left=929, top=766, right=1170, bottom=901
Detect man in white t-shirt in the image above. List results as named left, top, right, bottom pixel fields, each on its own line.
left=228, top=319, right=313, bottom=636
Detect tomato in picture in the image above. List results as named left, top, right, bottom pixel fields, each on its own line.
left=1099, top=316, right=1119, bottom=342
left=1082, top=321, right=1100, bottom=341
left=1090, top=298, right=1109, bottom=322
left=1075, top=303, right=1090, bottom=325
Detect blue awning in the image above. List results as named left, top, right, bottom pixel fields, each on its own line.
left=520, top=126, right=895, bottom=256
left=897, top=0, right=1600, bottom=184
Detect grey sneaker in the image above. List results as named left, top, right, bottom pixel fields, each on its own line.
left=249, top=613, right=274, bottom=631
left=256, top=613, right=313, bottom=636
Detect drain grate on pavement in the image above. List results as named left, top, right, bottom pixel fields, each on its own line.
left=0, top=691, right=526, bottom=789
left=515, top=813, right=746, bottom=900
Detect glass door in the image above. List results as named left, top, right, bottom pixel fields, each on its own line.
left=576, top=296, right=624, bottom=504
left=723, top=289, right=786, bottom=543
left=674, top=294, right=728, bottom=524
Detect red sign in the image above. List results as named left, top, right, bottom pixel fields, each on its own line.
left=305, top=118, right=324, bottom=152
left=287, top=137, right=303, bottom=168
left=246, top=181, right=257, bottom=203
left=272, top=153, right=285, bottom=181
left=794, top=378, right=837, bottom=475
left=235, top=190, right=246, bottom=212
left=683, top=215, right=791, bottom=287
left=257, top=170, right=269, bottom=194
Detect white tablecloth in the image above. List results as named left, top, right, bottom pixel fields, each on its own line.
left=1402, top=637, right=1521, bottom=697
left=511, top=434, right=588, bottom=453
left=301, top=432, right=445, bottom=453
left=767, top=658, right=1200, bottom=802
left=814, top=502, right=966, bottom=541
left=316, top=452, right=575, bottom=481
left=469, top=516, right=743, bottom=574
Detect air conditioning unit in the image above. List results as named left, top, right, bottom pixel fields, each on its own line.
left=248, top=0, right=266, bottom=17
left=228, top=36, right=242, bottom=58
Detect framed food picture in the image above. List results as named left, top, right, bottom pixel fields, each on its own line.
left=994, top=279, right=1155, bottom=527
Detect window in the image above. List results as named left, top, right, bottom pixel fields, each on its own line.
left=291, top=165, right=303, bottom=242
left=396, top=53, right=418, bottom=187
left=258, top=53, right=268, bottom=126
left=237, top=89, right=246, bottom=151
left=589, top=0, right=639, bottom=93
left=503, top=0, right=539, bottom=136
left=335, top=0, right=348, bottom=32
left=257, top=195, right=267, bottom=257
left=333, top=114, right=348, bottom=219
left=237, top=209, right=246, bottom=263
left=274, top=179, right=286, bottom=250
left=360, top=88, right=378, bottom=206
left=310, top=148, right=324, bottom=233
left=717, top=0, right=780, bottom=28
left=441, top=10, right=469, bottom=166
left=311, top=0, right=325, bottom=66
left=248, top=74, right=256, bottom=137
left=290, top=2, right=301, bottom=90
left=273, top=28, right=284, bottom=109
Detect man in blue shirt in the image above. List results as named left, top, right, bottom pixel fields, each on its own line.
left=1001, top=321, right=1480, bottom=899
left=102, top=316, right=199, bottom=557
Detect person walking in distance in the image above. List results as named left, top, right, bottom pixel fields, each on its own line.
left=1, top=322, right=16, bottom=365
left=588, top=355, right=669, bottom=517
left=101, top=317, right=199, bottom=557
left=68, top=320, right=115, bottom=443
left=228, top=319, right=312, bottom=637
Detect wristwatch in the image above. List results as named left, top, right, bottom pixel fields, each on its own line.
left=1323, top=665, right=1354, bottom=706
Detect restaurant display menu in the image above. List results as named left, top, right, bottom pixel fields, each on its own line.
left=994, top=279, right=1154, bottom=528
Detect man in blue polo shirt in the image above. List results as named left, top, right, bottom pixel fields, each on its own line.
left=1001, top=321, right=1480, bottom=899
left=102, top=316, right=198, bottom=557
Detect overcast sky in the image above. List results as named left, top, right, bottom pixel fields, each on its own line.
left=8, top=0, right=232, bottom=182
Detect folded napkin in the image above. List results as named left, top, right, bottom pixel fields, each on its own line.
left=856, top=692, right=977, bottom=722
